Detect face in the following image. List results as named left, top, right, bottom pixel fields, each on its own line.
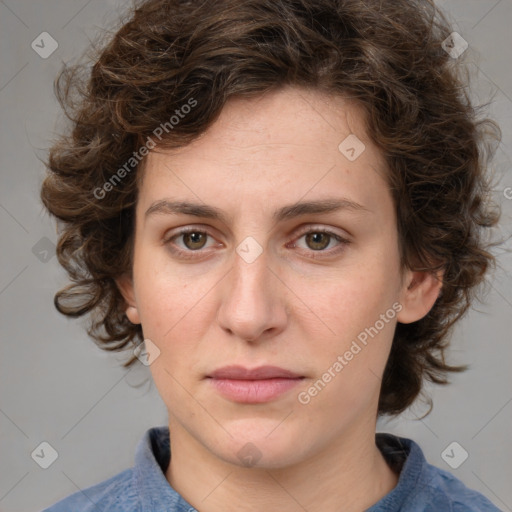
left=119, top=86, right=439, bottom=468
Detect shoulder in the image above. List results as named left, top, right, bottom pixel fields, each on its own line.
left=374, top=434, right=502, bottom=512
left=40, top=426, right=180, bottom=512
left=41, top=468, right=138, bottom=512
left=419, top=462, right=502, bottom=512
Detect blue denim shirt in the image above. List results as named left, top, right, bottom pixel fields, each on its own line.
left=42, top=426, right=501, bottom=512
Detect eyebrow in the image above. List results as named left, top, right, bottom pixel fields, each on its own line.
left=145, top=197, right=370, bottom=224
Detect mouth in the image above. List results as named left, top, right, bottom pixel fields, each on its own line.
left=206, top=365, right=305, bottom=403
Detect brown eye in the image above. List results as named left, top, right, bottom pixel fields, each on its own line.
left=182, top=231, right=208, bottom=250
left=290, top=227, right=351, bottom=259
left=305, top=232, right=331, bottom=251
left=164, top=227, right=219, bottom=260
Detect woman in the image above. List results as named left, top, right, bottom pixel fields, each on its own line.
left=41, top=0, right=501, bottom=510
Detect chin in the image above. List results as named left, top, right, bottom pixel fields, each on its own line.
left=212, top=419, right=313, bottom=469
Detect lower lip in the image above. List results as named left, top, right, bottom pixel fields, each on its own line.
left=208, top=377, right=304, bottom=403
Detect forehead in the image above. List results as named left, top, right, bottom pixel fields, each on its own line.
left=137, top=86, right=390, bottom=219
left=156, top=87, right=373, bottom=160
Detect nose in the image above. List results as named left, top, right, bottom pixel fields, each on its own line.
left=216, top=245, right=288, bottom=343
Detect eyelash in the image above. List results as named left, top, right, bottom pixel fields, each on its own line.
left=164, top=225, right=351, bottom=260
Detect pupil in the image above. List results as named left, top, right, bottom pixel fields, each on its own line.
left=186, top=232, right=205, bottom=249
left=307, top=233, right=329, bottom=250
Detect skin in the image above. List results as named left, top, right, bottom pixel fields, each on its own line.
left=117, top=86, right=442, bottom=512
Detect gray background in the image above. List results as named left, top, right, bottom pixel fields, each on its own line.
left=1, top=1, right=511, bottom=511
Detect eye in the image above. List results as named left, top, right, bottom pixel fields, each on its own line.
left=164, top=225, right=351, bottom=260
left=164, top=227, right=218, bottom=258
left=301, top=232, right=334, bottom=251
left=178, top=230, right=209, bottom=250
left=290, top=227, right=350, bottom=257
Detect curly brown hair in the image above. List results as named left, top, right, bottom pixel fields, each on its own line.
left=41, top=0, right=500, bottom=415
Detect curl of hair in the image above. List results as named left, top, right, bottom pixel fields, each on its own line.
left=41, top=0, right=501, bottom=415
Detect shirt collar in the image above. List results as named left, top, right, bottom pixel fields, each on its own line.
left=367, top=433, right=426, bottom=511
left=133, top=426, right=196, bottom=511
left=132, top=426, right=426, bottom=512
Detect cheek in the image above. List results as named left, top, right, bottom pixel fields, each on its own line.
left=299, top=260, right=401, bottom=396
left=309, top=263, right=400, bottom=337
left=133, top=257, right=210, bottom=341
left=300, top=286, right=398, bottom=415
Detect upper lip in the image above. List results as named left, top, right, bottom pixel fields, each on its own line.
left=208, top=365, right=303, bottom=380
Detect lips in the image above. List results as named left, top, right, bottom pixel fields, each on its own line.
left=207, top=365, right=305, bottom=403
left=208, top=365, right=302, bottom=380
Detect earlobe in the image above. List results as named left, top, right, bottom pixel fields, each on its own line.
left=125, top=305, right=141, bottom=325
left=116, top=275, right=141, bottom=325
left=397, top=269, right=443, bottom=324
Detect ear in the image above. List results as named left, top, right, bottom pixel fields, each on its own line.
left=116, top=274, right=141, bottom=325
left=396, top=268, right=443, bottom=324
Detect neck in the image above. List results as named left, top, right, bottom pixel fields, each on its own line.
left=165, top=418, right=398, bottom=512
